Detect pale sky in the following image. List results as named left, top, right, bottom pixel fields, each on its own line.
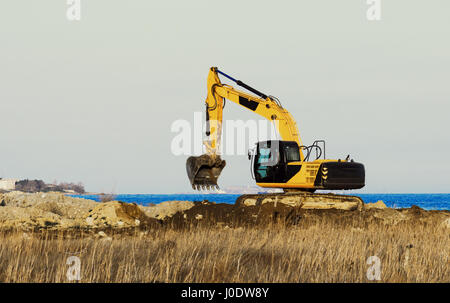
left=1, top=1, right=449, bottom=193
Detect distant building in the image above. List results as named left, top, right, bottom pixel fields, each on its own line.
left=0, top=178, right=18, bottom=191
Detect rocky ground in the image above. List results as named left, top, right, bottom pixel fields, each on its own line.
left=0, top=191, right=449, bottom=233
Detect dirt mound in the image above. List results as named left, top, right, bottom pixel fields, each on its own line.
left=0, top=191, right=97, bottom=219
left=163, top=200, right=450, bottom=229
left=0, top=192, right=98, bottom=230
left=140, top=200, right=194, bottom=219
left=0, top=192, right=161, bottom=230
left=364, top=200, right=387, bottom=209
left=0, top=206, right=63, bottom=229
left=85, top=201, right=158, bottom=228
left=166, top=201, right=347, bottom=228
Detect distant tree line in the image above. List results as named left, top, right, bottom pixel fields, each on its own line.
left=14, top=180, right=85, bottom=194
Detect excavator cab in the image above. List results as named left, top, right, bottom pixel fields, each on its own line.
left=252, top=140, right=302, bottom=183
left=251, top=140, right=365, bottom=190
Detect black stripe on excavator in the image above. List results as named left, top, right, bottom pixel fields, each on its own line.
left=239, top=96, right=259, bottom=111
left=236, top=80, right=268, bottom=100
left=205, top=104, right=210, bottom=136
left=216, top=68, right=268, bottom=100
left=314, top=164, right=323, bottom=186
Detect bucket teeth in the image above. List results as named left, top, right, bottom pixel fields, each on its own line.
left=190, top=182, right=220, bottom=192
left=186, top=154, right=226, bottom=191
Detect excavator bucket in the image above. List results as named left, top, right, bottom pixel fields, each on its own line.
left=186, top=154, right=226, bottom=190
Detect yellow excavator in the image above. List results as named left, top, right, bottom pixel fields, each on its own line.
left=186, top=67, right=365, bottom=209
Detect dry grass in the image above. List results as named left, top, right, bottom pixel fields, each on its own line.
left=0, top=218, right=448, bottom=283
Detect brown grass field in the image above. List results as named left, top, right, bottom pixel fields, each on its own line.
left=0, top=210, right=448, bottom=283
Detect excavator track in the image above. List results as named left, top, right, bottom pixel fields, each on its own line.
left=235, top=192, right=364, bottom=211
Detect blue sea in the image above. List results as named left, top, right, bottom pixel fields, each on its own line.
left=69, top=193, right=450, bottom=210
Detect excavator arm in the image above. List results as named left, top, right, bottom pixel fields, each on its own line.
left=203, top=67, right=304, bottom=159
left=187, top=67, right=303, bottom=190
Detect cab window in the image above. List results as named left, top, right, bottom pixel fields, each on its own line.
left=285, top=145, right=300, bottom=162
left=257, top=147, right=279, bottom=166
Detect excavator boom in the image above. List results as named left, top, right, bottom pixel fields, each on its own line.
left=187, top=67, right=303, bottom=189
